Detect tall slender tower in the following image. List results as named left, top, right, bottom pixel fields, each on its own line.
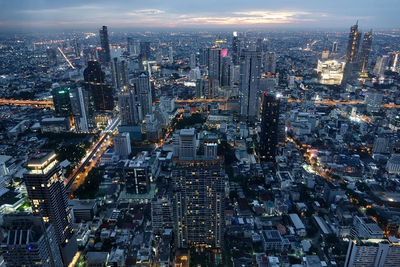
left=232, top=31, right=240, bottom=65
left=24, top=150, right=77, bottom=265
left=260, top=93, right=280, bottom=162
left=133, top=71, right=152, bottom=119
left=84, top=61, right=114, bottom=111
left=342, top=22, right=362, bottom=84
left=208, top=47, right=222, bottom=85
left=99, top=26, right=111, bottom=64
left=239, top=50, right=262, bottom=119
left=118, top=87, right=139, bottom=126
left=359, top=30, right=373, bottom=76
left=265, top=52, right=276, bottom=74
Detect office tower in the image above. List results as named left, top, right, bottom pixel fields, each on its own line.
left=151, top=196, right=174, bottom=234
left=344, top=241, right=400, bottom=267
left=373, top=135, right=393, bottom=154
left=173, top=128, right=196, bottom=160
left=359, top=30, right=373, bottom=75
left=200, top=48, right=209, bottom=66
left=169, top=46, right=174, bottom=63
left=118, top=87, right=139, bottom=126
left=190, top=53, right=196, bottom=69
left=24, top=150, right=77, bottom=264
left=84, top=61, right=114, bottom=111
left=111, top=58, right=128, bottom=89
left=140, top=41, right=151, bottom=61
left=204, top=143, right=218, bottom=159
left=46, top=48, right=58, bottom=66
left=265, top=52, right=276, bottom=74
left=111, top=57, right=121, bottom=89
left=73, top=37, right=80, bottom=57
left=98, top=26, right=111, bottom=64
left=114, top=132, right=131, bottom=158
left=232, top=31, right=240, bottom=65
left=172, top=165, right=226, bottom=248
left=1, top=213, right=63, bottom=267
left=133, top=71, right=152, bottom=118
left=51, top=84, right=71, bottom=117
left=332, top=41, right=338, bottom=53
left=207, top=78, right=219, bottom=99
left=373, top=55, right=390, bottom=77
left=239, top=50, right=262, bottom=119
left=195, top=78, right=205, bottom=98
left=124, top=151, right=151, bottom=194
left=352, top=216, right=384, bottom=239
left=127, top=37, right=140, bottom=56
left=208, top=47, right=222, bottom=83
left=260, top=93, right=280, bottom=162
left=365, top=91, right=383, bottom=113
left=70, top=87, right=91, bottom=132
left=342, top=22, right=362, bottom=84
left=221, top=56, right=233, bottom=87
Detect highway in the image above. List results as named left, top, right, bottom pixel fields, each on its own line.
left=65, top=117, right=120, bottom=192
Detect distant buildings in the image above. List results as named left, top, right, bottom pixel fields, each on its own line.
left=365, top=91, right=383, bottom=113
left=24, top=150, right=77, bottom=265
left=265, top=52, right=276, bottom=74
left=359, top=30, right=373, bottom=76
left=232, top=31, right=240, bottom=65
left=51, top=83, right=71, bottom=117
left=111, top=57, right=129, bottom=89
left=1, top=213, right=63, bottom=267
left=373, top=55, right=390, bottom=77
left=260, top=93, right=280, bottom=162
left=133, top=71, right=152, bottom=119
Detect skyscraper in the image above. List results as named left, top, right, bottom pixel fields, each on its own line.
left=84, top=61, right=114, bottom=111
left=260, top=93, right=280, bottom=162
left=127, top=37, right=140, bottom=56
left=373, top=55, right=390, bottom=77
left=232, top=31, right=240, bottom=65
left=70, top=87, right=92, bottom=132
left=118, top=87, right=139, bottom=126
left=265, top=52, right=276, bottom=74
left=342, top=22, right=362, bottom=84
left=98, top=26, right=111, bottom=64
left=173, top=164, right=226, bottom=248
left=24, top=150, right=77, bottom=265
left=114, top=132, right=131, bottom=158
left=208, top=47, right=222, bottom=85
left=239, top=50, right=262, bottom=119
left=133, top=71, right=152, bottom=119
left=1, top=213, right=63, bottom=267
left=140, top=41, right=151, bottom=61
left=359, top=30, right=373, bottom=75
left=221, top=56, right=233, bottom=87
left=51, top=84, right=71, bottom=117
left=331, top=41, right=338, bottom=53
left=46, top=48, right=58, bottom=66
left=111, top=57, right=129, bottom=89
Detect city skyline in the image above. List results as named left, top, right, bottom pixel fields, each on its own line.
left=1, top=0, right=400, bottom=31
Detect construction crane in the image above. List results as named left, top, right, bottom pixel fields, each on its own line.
left=57, top=47, right=76, bottom=69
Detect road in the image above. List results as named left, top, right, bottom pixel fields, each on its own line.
left=65, top=117, right=120, bottom=192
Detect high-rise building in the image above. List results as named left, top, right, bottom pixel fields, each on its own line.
left=127, top=37, right=140, bottom=56
left=344, top=241, right=400, bottom=267
left=190, top=53, right=196, bottom=69
left=221, top=56, right=233, bottom=87
left=260, top=93, right=280, bottom=162
left=265, top=52, right=276, bottom=74
left=172, top=164, right=226, bottom=248
left=208, top=47, right=222, bottom=85
left=133, top=71, right=152, bottom=119
left=51, top=83, right=71, bottom=117
left=200, top=48, right=209, bottom=66
left=342, top=22, right=362, bottom=84
left=239, top=50, right=262, bottom=119
left=1, top=213, right=64, bottom=267
left=84, top=61, right=114, bottom=111
left=332, top=41, right=338, bottom=53
left=140, top=41, right=151, bottom=61
left=114, top=132, right=131, bottom=158
left=73, top=37, right=80, bottom=57
left=195, top=78, right=206, bottom=98
left=151, top=196, right=174, bottom=234
left=118, top=87, right=139, bottom=126
left=98, top=26, right=111, bottom=64
left=173, top=128, right=196, bottom=160
left=124, top=151, right=152, bottom=194
left=24, top=150, right=77, bottom=265
left=232, top=31, right=240, bottom=65
left=111, top=58, right=129, bottom=89
left=169, top=46, right=174, bottom=63
left=373, top=55, right=390, bottom=77
left=70, top=87, right=92, bottom=132
left=359, top=30, right=373, bottom=75
left=365, top=91, right=383, bottom=113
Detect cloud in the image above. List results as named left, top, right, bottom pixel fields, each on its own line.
left=127, top=9, right=165, bottom=15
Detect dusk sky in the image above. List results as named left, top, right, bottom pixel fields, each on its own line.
left=1, top=0, right=399, bottom=31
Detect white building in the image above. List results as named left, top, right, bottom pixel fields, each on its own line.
left=114, top=132, right=131, bottom=158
